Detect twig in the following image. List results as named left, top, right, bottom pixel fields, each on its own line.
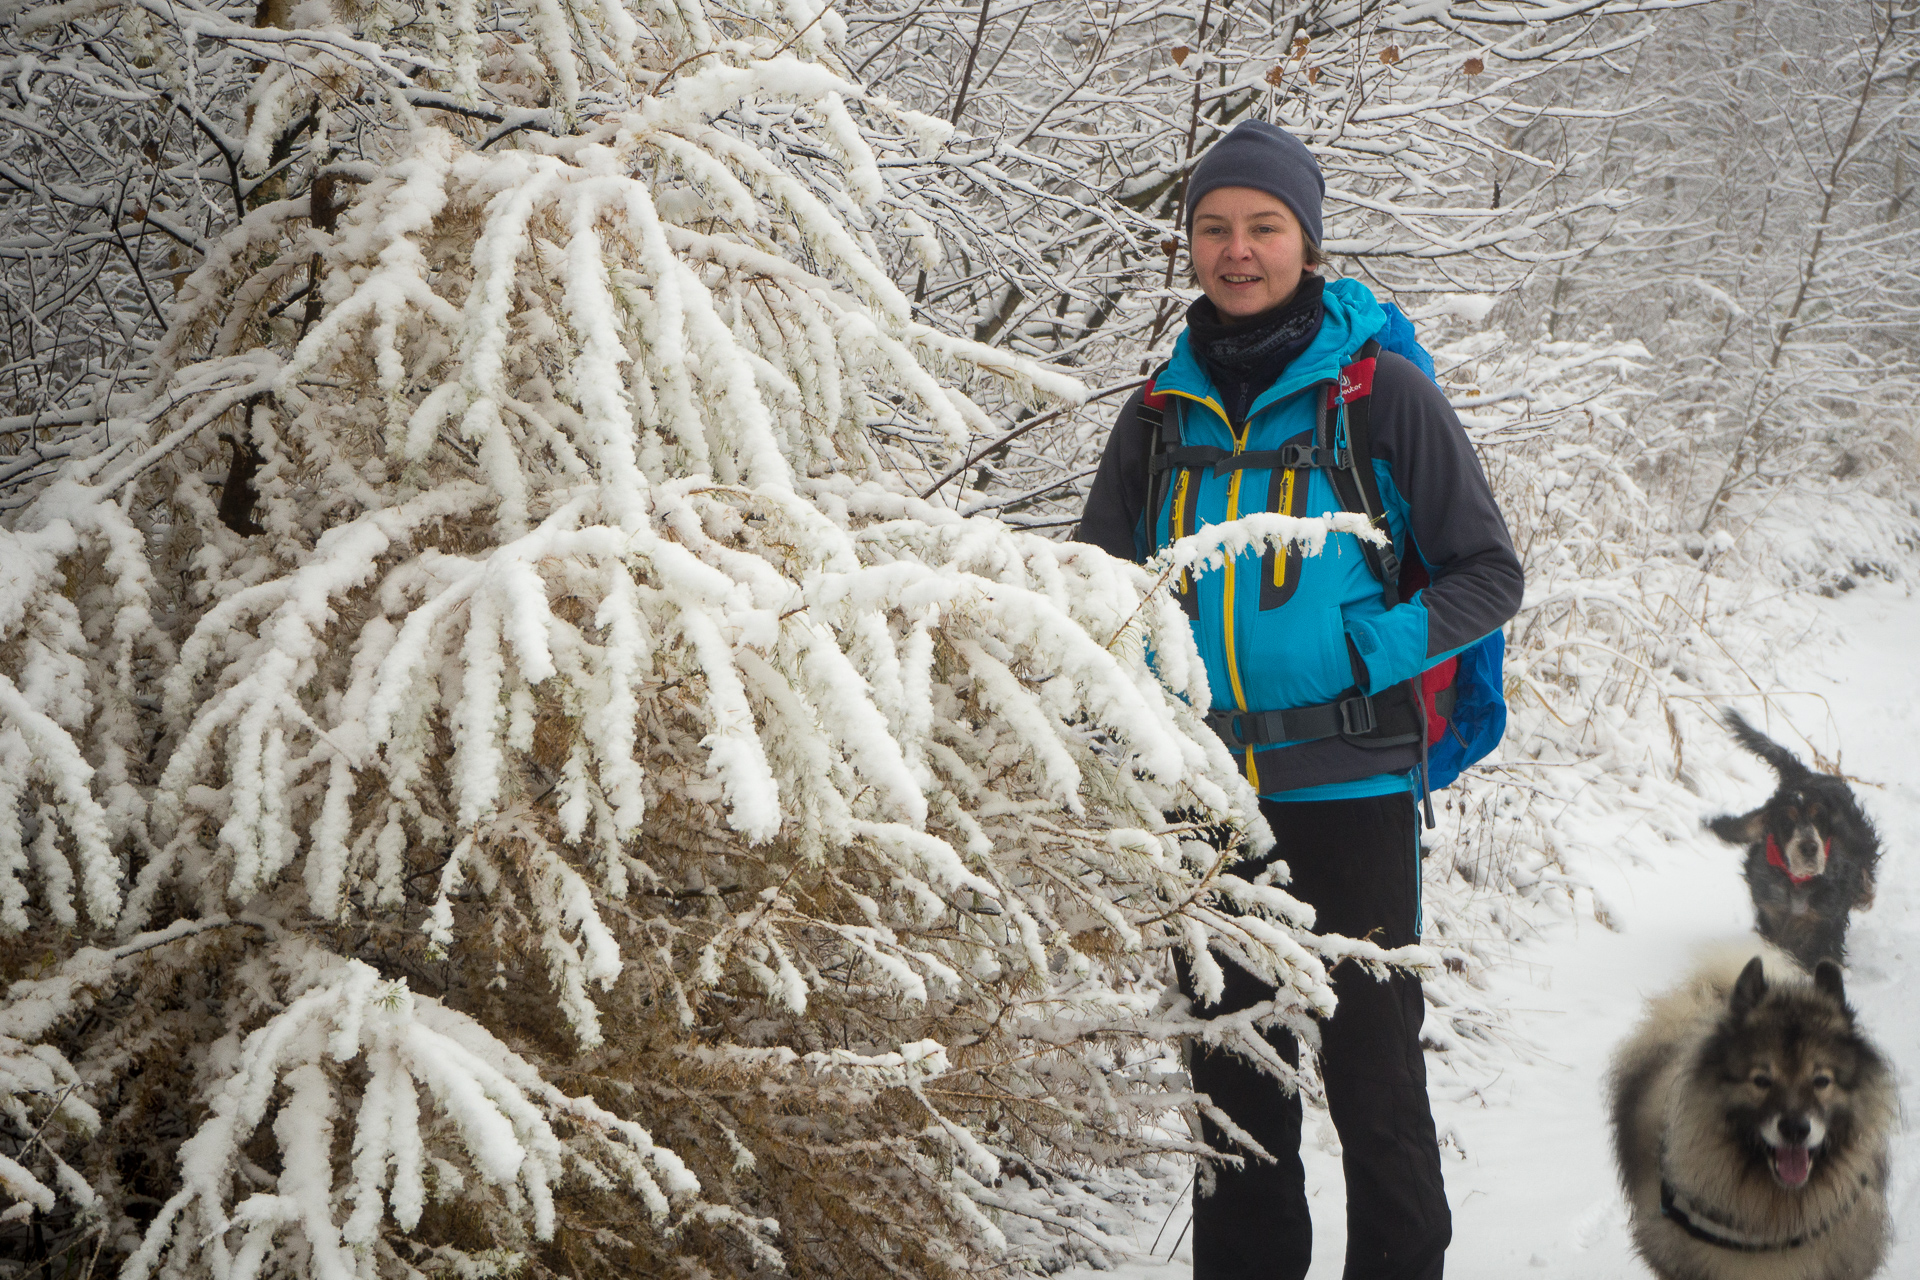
left=1147, top=1173, right=1196, bottom=1254
left=77, top=1227, right=107, bottom=1280
left=920, top=377, right=1139, bottom=500
left=948, top=0, right=994, bottom=125
left=771, top=4, right=834, bottom=59
left=106, top=914, right=273, bottom=964
left=1162, top=1207, right=1194, bottom=1261
left=15, top=1082, right=81, bottom=1165
left=959, top=464, right=1097, bottom=516
left=644, top=49, right=723, bottom=97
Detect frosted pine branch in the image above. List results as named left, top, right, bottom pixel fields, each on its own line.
left=0, top=0, right=1363, bottom=1275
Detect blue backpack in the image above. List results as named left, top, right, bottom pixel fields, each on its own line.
left=1331, top=306, right=1507, bottom=797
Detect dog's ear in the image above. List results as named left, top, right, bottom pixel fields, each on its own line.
left=1707, top=810, right=1764, bottom=845
left=1812, top=959, right=1847, bottom=1005
left=1730, top=955, right=1768, bottom=1018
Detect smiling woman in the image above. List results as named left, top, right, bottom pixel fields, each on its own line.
left=1075, top=117, right=1527, bottom=1280
left=1190, top=189, right=1315, bottom=319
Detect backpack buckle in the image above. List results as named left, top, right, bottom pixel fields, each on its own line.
left=1277, top=443, right=1352, bottom=469
left=1337, top=695, right=1377, bottom=737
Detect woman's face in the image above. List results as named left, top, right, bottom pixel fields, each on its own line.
left=1190, top=186, right=1312, bottom=319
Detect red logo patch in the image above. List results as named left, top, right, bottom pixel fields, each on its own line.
left=1336, top=357, right=1377, bottom=404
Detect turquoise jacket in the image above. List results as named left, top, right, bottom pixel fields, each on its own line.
left=1080, top=278, right=1524, bottom=800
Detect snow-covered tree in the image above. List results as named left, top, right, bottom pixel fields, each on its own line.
left=842, top=0, right=1713, bottom=530
left=1495, top=0, right=1920, bottom=533
left=0, top=1, right=1424, bottom=1276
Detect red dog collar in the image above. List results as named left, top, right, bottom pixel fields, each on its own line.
left=1766, top=833, right=1829, bottom=885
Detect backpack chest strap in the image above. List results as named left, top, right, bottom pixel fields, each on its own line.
left=1150, top=442, right=1353, bottom=477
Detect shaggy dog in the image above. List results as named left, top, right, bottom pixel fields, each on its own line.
left=1610, top=950, right=1893, bottom=1280
left=1707, top=711, right=1881, bottom=970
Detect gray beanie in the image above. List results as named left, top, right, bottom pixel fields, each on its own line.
left=1184, top=120, right=1324, bottom=248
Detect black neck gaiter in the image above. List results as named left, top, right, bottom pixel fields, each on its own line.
left=1185, top=274, right=1326, bottom=427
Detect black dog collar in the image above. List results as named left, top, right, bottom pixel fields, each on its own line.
left=1658, top=1175, right=1862, bottom=1253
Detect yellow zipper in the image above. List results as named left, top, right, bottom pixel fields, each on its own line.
left=1273, top=469, right=1295, bottom=588
left=1221, top=425, right=1249, bottom=714
left=1165, top=392, right=1226, bottom=600
left=1172, top=471, right=1190, bottom=593
left=1167, top=390, right=1259, bottom=787
left=1222, top=419, right=1256, bottom=786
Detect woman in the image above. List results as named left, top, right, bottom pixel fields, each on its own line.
left=1077, top=120, right=1523, bottom=1280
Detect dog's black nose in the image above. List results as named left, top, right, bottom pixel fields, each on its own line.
left=1778, top=1115, right=1811, bottom=1145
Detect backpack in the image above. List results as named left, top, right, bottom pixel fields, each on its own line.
left=1139, top=308, right=1507, bottom=813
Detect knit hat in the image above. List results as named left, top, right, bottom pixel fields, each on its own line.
left=1184, top=120, right=1324, bottom=248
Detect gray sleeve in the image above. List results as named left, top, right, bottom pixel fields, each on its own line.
left=1367, top=351, right=1525, bottom=655
left=1073, top=387, right=1153, bottom=564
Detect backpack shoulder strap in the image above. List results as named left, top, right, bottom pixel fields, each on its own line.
left=1138, top=361, right=1181, bottom=552
left=1136, top=362, right=1172, bottom=430
left=1323, top=339, right=1404, bottom=606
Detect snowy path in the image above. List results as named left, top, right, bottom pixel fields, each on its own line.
left=1081, top=577, right=1920, bottom=1278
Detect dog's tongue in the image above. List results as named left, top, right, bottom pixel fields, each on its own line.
left=1774, top=1145, right=1813, bottom=1187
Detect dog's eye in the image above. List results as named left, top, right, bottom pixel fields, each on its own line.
left=1812, top=1073, right=1833, bottom=1090
left=1748, top=1071, right=1773, bottom=1090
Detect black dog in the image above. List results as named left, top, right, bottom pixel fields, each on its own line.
left=1706, top=711, right=1880, bottom=969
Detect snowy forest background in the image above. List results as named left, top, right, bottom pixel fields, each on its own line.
left=1, top=0, right=1916, bottom=1276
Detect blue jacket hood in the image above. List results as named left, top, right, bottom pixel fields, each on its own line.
left=1159, top=277, right=1388, bottom=418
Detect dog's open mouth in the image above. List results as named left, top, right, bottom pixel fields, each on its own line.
left=1772, top=1144, right=1814, bottom=1188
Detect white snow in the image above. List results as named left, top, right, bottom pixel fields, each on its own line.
left=1072, top=575, right=1920, bottom=1277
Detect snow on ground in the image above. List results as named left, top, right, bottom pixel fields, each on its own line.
left=1075, top=574, right=1920, bottom=1277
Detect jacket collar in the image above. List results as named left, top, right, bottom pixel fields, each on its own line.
left=1160, top=277, right=1387, bottom=425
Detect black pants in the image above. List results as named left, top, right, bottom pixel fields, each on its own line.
left=1180, top=793, right=1450, bottom=1280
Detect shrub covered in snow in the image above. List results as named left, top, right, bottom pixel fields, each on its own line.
left=0, top=1, right=1434, bottom=1276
